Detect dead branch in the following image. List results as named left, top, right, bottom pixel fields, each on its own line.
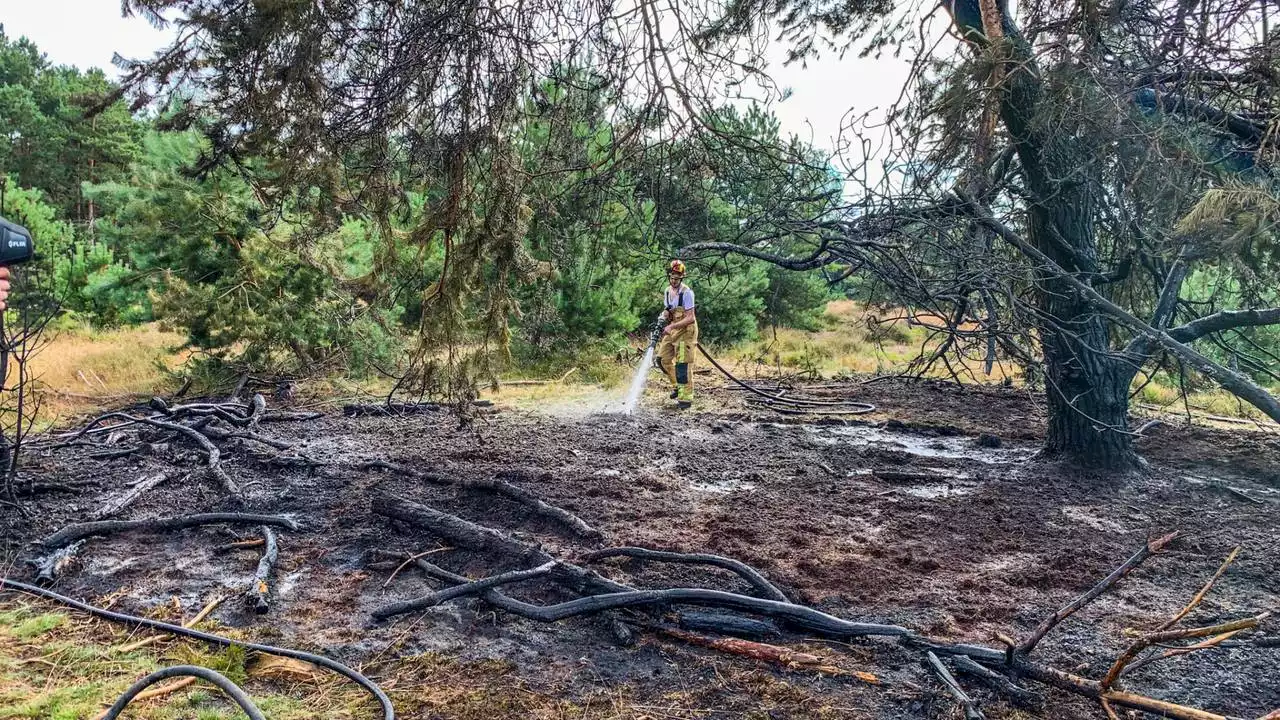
left=115, top=594, right=227, bottom=653
left=372, top=564, right=910, bottom=637
left=41, top=513, right=300, bottom=550
left=1015, top=662, right=1235, bottom=720
left=381, top=547, right=451, bottom=587
left=583, top=546, right=789, bottom=602
left=648, top=624, right=871, bottom=679
left=677, top=611, right=782, bottom=640
left=247, top=526, right=279, bottom=614
left=16, top=481, right=96, bottom=495
left=247, top=393, right=266, bottom=432
left=372, top=560, right=557, bottom=620
left=215, top=538, right=266, bottom=552
left=948, top=654, right=1040, bottom=705
left=203, top=424, right=294, bottom=451
left=90, top=412, right=239, bottom=497
left=481, top=473, right=601, bottom=539
left=89, top=677, right=198, bottom=720
left=91, top=472, right=178, bottom=521
left=356, top=460, right=451, bottom=484
left=1121, top=626, right=1248, bottom=677
left=343, top=402, right=443, bottom=417
left=362, top=462, right=601, bottom=539
left=1018, top=531, right=1178, bottom=654
left=925, top=651, right=986, bottom=720
left=260, top=410, right=323, bottom=422
left=1155, top=546, right=1241, bottom=632
left=368, top=549, right=569, bottom=620
left=1102, top=614, right=1271, bottom=691
left=370, top=491, right=627, bottom=595
left=365, top=503, right=909, bottom=636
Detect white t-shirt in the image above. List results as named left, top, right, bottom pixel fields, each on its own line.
left=664, top=284, right=695, bottom=311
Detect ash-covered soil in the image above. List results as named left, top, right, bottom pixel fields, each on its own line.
left=3, top=377, right=1278, bottom=719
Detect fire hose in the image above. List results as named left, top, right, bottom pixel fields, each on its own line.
left=0, top=577, right=395, bottom=720
left=692, top=343, right=876, bottom=415
left=645, top=314, right=875, bottom=414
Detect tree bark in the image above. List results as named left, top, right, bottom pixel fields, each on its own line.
left=950, top=0, right=1141, bottom=469
left=1041, top=343, right=1137, bottom=469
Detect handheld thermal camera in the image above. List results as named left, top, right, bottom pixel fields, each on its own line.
left=0, top=216, right=34, bottom=266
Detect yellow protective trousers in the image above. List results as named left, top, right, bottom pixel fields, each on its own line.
left=657, top=309, right=698, bottom=402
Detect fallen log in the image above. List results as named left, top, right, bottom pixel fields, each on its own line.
left=677, top=611, right=782, bottom=641
left=41, top=513, right=300, bottom=550
left=483, top=473, right=601, bottom=539
left=247, top=526, right=279, bottom=614
left=583, top=546, right=789, bottom=602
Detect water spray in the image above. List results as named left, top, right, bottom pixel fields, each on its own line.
left=622, top=314, right=666, bottom=415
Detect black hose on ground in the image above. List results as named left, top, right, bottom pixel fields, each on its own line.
left=0, top=577, right=395, bottom=720
left=102, top=665, right=266, bottom=720
left=694, top=344, right=876, bottom=414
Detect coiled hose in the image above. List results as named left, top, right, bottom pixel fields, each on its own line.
left=0, top=577, right=395, bottom=720
left=695, top=344, right=876, bottom=414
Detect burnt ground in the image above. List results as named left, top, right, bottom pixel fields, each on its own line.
left=3, top=376, right=1279, bottom=719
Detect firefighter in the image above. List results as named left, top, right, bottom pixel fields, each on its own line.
left=656, top=259, right=698, bottom=408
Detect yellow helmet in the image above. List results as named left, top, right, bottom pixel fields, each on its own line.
left=668, top=259, right=687, bottom=277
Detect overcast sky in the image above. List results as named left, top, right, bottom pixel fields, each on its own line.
left=2, top=1, right=919, bottom=170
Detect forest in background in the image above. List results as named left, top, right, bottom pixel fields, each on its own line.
left=3, top=0, right=1280, bottom=468
left=0, top=26, right=842, bottom=393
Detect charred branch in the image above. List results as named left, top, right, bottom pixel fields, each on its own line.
left=372, top=561, right=558, bottom=620
left=583, top=546, right=790, bottom=602
left=370, top=491, right=628, bottom=595
left=364, top=465, right=601, bottom=539
left=41, top=513, right=300, bottom=550
left=1019, top=532, right=1178, bottom=654
left=91, top=472, right=178, bottom=521
left=925, top=651, right=987, bottom=720
left=247, top=526, right=279, bottom=614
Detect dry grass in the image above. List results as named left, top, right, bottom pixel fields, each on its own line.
left=721, top=300, right=1023, bottom=385
left=7, top=304, right=1271, bottom=427
left=4, top=323, right=188, bottom=428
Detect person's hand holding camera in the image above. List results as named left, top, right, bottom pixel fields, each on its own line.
left=0, top=266, right=9, bottom=311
